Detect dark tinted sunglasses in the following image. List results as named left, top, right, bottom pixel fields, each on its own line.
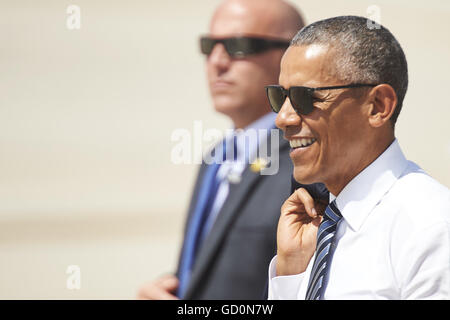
left=265, top=84, right=377, bottom=115
left=200, top=36, right=290, bottom=58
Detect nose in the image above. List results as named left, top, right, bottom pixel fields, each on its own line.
left=207, top=43, right=232, bottom=72
left=275, top=96, right=303, bottom=131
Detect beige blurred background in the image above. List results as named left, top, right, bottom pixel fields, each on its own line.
left=0, top=0, right=449, bottom=299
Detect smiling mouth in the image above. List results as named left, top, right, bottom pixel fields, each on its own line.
left=289, top=138, right=317, bottom=149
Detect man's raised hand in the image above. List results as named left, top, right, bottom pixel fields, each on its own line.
left=276, top=187, right=328, bottom=276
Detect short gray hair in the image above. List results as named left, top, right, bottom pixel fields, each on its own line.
left=291, top=16, right=408, bottom=126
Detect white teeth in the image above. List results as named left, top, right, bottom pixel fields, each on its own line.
left=289, top=140, right=298, bottom=148
left=289, top=138, right=316, bottom=148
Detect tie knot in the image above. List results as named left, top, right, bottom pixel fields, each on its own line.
left=324, top=200, right=342, bottom=224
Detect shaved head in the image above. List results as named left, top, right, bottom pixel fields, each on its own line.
left=211, top=0, right=304, bottom=40
left=206, top=0, right=305, bottom=128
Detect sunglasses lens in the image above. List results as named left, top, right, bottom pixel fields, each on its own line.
left=227, top=38, right=259, bottom=57
left=200, top=37, right=288, bottom=58
left=266, top=86, right=286, bottom=113
left=200, top=37, right=215, bottom=55
left=290, top=87, right=314, bottom=115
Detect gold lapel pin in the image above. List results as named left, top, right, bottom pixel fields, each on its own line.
left=250, top=157, right=269, bottom=173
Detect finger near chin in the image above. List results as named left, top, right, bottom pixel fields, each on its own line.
left=295, top=188, right=316, bottom=217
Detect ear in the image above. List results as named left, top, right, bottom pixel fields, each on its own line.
left=367, top=84, right=397, bottom=128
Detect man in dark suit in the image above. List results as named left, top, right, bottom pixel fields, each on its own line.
left=138, top=0, right=313, bottom=299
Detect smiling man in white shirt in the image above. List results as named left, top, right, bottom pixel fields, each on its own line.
left=266, top=16, right=450, bottom=299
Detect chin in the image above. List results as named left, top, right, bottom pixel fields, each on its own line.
left=213, top=100, right=244, bottom=117
left=293, top=165, right=319, bottom=185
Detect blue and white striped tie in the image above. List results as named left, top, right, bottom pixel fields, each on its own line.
left=305, top=200, right=342, bottom=300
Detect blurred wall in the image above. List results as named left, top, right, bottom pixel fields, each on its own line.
left=0, top=0, right=449, bottom=299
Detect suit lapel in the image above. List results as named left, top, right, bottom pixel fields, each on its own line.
left=184, top=132, right=289, bottom=298
left=184, top=163, right=263, bottom=298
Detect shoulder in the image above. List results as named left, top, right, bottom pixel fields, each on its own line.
left=388, top=161, right=450, bottom=229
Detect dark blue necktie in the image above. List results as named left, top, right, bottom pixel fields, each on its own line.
left=177, top=138, right=236, bottom=298
left=305, top=200, right=342, bottom=300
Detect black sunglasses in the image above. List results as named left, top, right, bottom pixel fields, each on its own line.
left=265, top=84, right=377, bottom=115
left=200, top=36, right=290, bottom=58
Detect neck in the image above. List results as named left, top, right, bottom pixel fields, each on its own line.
left=231, top=110, right=271, bottom=130
left=326, top=133, right=395, bottom=196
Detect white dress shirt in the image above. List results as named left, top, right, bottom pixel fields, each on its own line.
left=268, top=139, right=450, bottom=299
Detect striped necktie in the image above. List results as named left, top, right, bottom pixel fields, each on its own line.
left=305, top=200, right=342, bottom=300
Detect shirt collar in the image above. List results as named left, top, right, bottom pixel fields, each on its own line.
left=229, top=112, right=277, bottom=163
left=330, top=139, right=409, bottom=232
left=216, top=113, right=276, bottom=180
left=241, top=112, right=277, bottom=132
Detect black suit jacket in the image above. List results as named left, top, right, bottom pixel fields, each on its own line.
left=176, top=130, right=293, bottom=299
